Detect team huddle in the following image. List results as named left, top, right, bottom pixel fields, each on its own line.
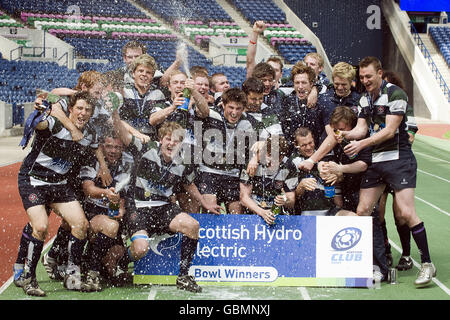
left=12, top=21, right=436, bottom=297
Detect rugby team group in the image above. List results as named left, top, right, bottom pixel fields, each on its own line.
left=12, top=21, right=436, bottom=297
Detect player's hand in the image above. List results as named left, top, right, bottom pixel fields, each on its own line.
left=344, top=140, right=362, bottom=158
left=299, top=178, right=317, bottom=191
left=259, top=208, right=276, bottom=225
left=253, top=20, right=266, bottom=34
left=297, top=159, right=315, bottom=172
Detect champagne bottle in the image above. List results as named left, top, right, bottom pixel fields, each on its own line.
left=106, top=91, right=124, bottom=111
left=178, top=87, right=191, bottom=111
left=270, top=190, right=285, bottom=224
left=108, top=200, right=120, bottom=217
left=334, top=129, right=357, bottom=159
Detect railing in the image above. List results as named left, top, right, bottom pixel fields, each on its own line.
left=58, top=51, right=69, bottom=67
left=410, top=22, right=450, bottom=102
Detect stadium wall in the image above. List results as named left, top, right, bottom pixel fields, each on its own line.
left=283, top=0, right=384, bottom=66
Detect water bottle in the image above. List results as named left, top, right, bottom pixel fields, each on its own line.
left=323, top=181, right=336, bottom=198
left=314, top=167, right=335, bottom=198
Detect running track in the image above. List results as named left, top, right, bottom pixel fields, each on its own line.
left=0, top=162, right=61, bottom=286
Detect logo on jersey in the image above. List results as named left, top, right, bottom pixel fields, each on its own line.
left=376, top=105, right=385, bottom=114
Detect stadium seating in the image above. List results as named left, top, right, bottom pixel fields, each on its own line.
left=175, top=20, right=247, bottom=46
left=20, top=12, right=173, bottom=39
left=0, top=58, right=79, bottom=103
left=228, top=0, right=287, bottom=25
left=227, top=0, right=316, bottom=65
left=0, top=0, right=302, bottom=104
left=0, top=10, right=24, bottom=27
left=429, top=26, right=450, bottom=66
left=1, top=0, right=147, bottom=18
left=136, top=0, right=232, bottom=24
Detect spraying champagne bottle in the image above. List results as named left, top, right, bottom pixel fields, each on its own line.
left=270, top=189, right=285, bottom=224
left=178, top=87, right=191, bottom=111
left=334, top=129, right=357, bottom=159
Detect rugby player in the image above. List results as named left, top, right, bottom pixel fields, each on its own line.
left=16, top=91, right=98, bottom=296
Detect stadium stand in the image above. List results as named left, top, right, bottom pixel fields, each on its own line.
left=228, top=0, right=287, bottom=25
left=429, top=26, right=450, bottom=66
left=1, top=0, right=147, bottom=18
left=0, top=0, right=313, bottom=104
left=0, top=58, right=79, bottom=104
left=135, top=0, right=232, bottom=24
left=227, top=0, right=317, bottom=64
left=0, top=9, right=23, bottom=27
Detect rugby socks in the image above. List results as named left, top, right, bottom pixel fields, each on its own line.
left=89, top=233, right=116, bottom=272
left=66, top=234, right=87, bottom=275
left=380, top=219, right=391, bottom=254
left=48, top=226, right=71, bottom=261
left=411, top=222, right=431, bottom=263
left=179, top=236, right=198, bottom=276
left=396, top=222, right=411, bottom=257
left=24, top=234, right=44, bottom=279
left=15, top=223, right=33, bottom=265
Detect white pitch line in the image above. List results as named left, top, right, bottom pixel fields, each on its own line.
left=415, top=196, right=450, bottom=217
left=147, top=286, right=157, bottom=300
left=0, top=236, right=56, bottom=295
left=389, top=240, right=450, bottom=296
left=417, top=169, right=450, bottom=183
left=415, top=151, right=450, bottom=165
left=298, top=287, right=311, bottom=300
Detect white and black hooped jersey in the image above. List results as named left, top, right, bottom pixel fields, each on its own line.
left=127, top=137, right=195, bottom=208
left=239, top=157, right=291, bottom=208
left=198, top=108, right=255, bottom=178
left=246, top=102, right=284, bottom=141
left=358, top=81, right=412, bottom=163
left=26, top=116, right=98, bottom=186
left=79, top=152, right=134, bottom=209
left=119, top=84, right=165, bottom=136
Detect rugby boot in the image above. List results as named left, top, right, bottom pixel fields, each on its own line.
left=13, top=263, right=27, bottom=288
left=85, top=270, right=102, bottom=292
left=64, top=270, right=94, bottom=292
left=42, top=252, right=65, bottom=280
left=22, top=277, right=46, bottom=297
left=176, top=275, right=202, bottom=293
left=385, top=253, right=393, bottom=268
left=414, top=262, right=436, bottom=287
left=396, top=255, right=413, bottom=271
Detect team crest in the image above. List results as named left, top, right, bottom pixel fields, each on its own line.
left=28, top=193, right=38, bottom=203
left=376, top=105, right=385, bottom=114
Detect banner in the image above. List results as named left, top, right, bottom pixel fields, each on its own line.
left=133, top=214, right=373, bottom=287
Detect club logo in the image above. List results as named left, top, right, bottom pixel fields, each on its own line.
left=149, top=233, right=181, bottom=256
left=28, top=193, right=38, bottom=203
left=331, top=227, right=362, bottom=251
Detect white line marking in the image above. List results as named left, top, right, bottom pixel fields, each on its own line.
left=0, top=236, right=56, bottom=295
left=298, top=287, right=311, bottom=300
left=389, top=240, right=450, bottom=296
left=0, top=161, right=20, bottom=168
left=417, top=169, right=450, bottom=183
left=147, top=286, right=157, bottom=300
left=415, top=151, right=450, bottom=164
left=415, top=196, right=450, bottom=217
